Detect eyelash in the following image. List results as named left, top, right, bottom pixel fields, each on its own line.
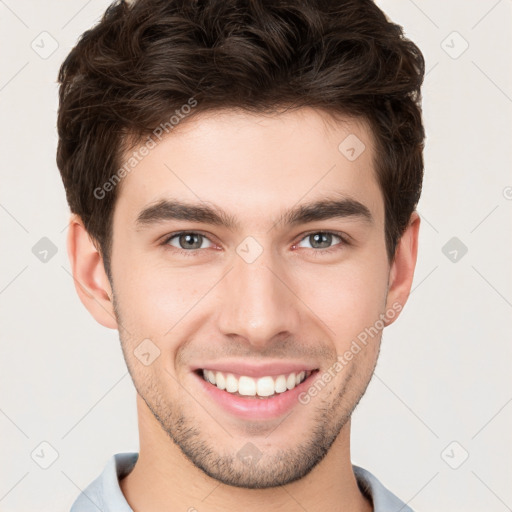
left=161, top=230, right=350, bottom=257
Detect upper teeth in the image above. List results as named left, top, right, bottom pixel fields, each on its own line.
left=202, top=369, right=310, bottom=397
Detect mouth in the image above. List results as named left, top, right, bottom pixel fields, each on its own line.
left=194, top=368, right=317, bottom=399
left=192, top=366, right=320, bottom=420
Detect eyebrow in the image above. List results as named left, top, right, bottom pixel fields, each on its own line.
left=135, top=197, right=373, bottom=231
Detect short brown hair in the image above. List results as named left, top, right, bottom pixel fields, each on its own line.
left=57, top=0, right=425, bottom=279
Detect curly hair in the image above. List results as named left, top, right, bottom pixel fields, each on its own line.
left=56, top=0, right=425, bottom=279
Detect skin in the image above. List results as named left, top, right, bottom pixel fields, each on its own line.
left=67, top=107, right=420, bottom=512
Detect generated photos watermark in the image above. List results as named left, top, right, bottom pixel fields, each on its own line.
left=93, top=97, right=198, bottom=200
left=298, top=301, right=403, bottom=405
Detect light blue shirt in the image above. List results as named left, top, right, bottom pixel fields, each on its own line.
left=70, top=452, right=414, bottom=511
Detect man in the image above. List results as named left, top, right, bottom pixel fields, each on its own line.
left=58, top=0, right=425, bottom=510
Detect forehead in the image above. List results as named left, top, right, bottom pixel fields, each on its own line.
left=113, top=107, right=383, bottom=230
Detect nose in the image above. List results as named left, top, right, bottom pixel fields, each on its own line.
left=216, top=249, right=300, bottom=350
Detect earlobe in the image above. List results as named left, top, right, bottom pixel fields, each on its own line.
left=66, top=214, right=118, bottom=330
left=384, top=211, right=421, bottom=327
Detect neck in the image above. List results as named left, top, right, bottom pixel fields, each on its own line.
left=120, top=394, right=372, bottom=512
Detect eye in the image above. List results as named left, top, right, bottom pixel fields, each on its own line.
left=164, top=232, right=214, bottom=252
left=294, top=231, right=347, bottom=252
left=161, top=230, right=349, bottom=258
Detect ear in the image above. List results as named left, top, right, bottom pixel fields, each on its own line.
left=66, top=214, right=118, bottom=330
left=384, top=211, right=420, bottom=327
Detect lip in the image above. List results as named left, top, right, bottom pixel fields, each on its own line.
left=192, top=368, right=320, bottom=421
left=190, top=360, right=318, bottom=379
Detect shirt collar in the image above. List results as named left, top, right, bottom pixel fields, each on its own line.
left=70, top=452, right=414, bottom=512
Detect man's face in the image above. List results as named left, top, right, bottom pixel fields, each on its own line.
left=109, top=107, right=393, bottom=488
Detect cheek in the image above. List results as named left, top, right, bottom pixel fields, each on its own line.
left=293, top=259, right=388, bottom=345
left=113, top=257, right=214, bottom=338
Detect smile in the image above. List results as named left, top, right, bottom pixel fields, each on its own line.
left=193, top=367, right=320, bottom=420
left=199, top=369, right=313, bottom=398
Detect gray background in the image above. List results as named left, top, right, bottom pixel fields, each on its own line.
left=1, top=1, right=511, bottom=510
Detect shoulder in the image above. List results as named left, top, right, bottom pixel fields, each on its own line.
left=353, top=465, right=415, bottom=512
left=69, top=452, right=139, bottom=512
